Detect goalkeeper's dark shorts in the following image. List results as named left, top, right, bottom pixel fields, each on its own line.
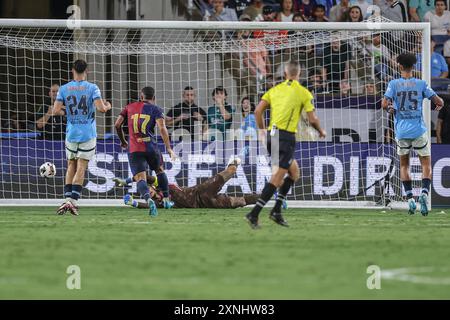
left=266, top=129, right=296, bottom=169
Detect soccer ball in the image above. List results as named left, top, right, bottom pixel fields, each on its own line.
left=40, top=162, right=56, bottom=178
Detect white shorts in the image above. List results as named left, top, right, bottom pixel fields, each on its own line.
left=396, top=132, right=430, bottom=157
left=65, top=138, right=96, bottom=161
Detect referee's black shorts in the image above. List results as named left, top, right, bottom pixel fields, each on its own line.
left=266, top=129, right=296, bottom=169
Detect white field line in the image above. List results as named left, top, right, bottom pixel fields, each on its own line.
left=381, top=267, right=450, bottom=285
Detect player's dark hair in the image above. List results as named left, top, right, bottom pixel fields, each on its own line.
left=396, top=53, right=417, bottom=70
left=72, top=59, right=88, bottom=74
left=184, top=86, right=194, bottom=91
left=141, top=86, right=155, bottom=100
left=212, top=86, right=227, bottom=97
left=435, top=0, right=446, bottom=7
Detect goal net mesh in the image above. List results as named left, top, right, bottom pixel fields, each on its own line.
left=0, top=19, right=425, bottom=206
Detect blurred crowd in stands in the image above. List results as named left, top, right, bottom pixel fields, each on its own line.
left=1, top=0, right=450, bottom=143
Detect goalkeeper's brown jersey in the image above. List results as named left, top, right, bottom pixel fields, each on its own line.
left=156, top=176, right=232, bottom=208
left=168, top=184, right=199, bottom=208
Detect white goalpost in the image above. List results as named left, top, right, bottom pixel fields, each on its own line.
left=0, top=18, right=431, bottom=208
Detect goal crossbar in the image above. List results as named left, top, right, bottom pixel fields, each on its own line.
left=0, top=18, right=430, bottom=31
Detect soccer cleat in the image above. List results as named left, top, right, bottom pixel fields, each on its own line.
left=148, top=198, right=158, bottom=217
left=408, top=198, right=416, bottom=215
left=56, top=201, right=69, bottom=215
left=66, top=200, right=79, bottom=216
left=419, top=193, right=429, bottom=216
left=58, top=200, right=79, bottom=216
left=113, top=177, right=128, bottom=187
left=245, top=213, right=260, bottom=230
left=282, top=199, right=288, bottom=210
left=123, top=194, right=133, bottom=206
left=269, top=211, right=289, bottom=227
left=163, top=198, right=174, bottom=209
left=227, top=157, right=242, bottom=168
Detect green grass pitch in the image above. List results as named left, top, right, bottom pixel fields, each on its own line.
left=1, top=206, right=450, bottom=299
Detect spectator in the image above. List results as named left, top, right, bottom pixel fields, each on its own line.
left=253, top=5, right=277, bottom=38
left=241, top=16, right=269, bottom=98
left=222, top=14, right=268, bottom=101
left=323, top=38, right=351, bottom=92
left=2, top=112, right=21, bottom=133
left=409, top=0, right=435, bottom=22
left=294, top=0, right=318, bottom=19
left=340, top=81, right=351, bottom=96
left=423, top=0, right=450, bottom=36
left=276, top=0, right=295, bottom=22
left=207, top=87, right=234, bottom=140
left=209, top=0, right=238, bottom=21
left=293, top=11, right=308, bottom=21
left=305, top=68, right=327, bottom=94
left=352, top=0, right=371, bottom=17
left=315, top=0, right=335, bottom=16
left=432, top=40, right=449, bottom=78
left=310, top=4, right=329, bottom=21
left=366, top=33, right=395, bottom=80
left=343, top=5, right=364, bottom=21
left=444, top=39, right=450, bottom=65
left=35, top=84, right=66, bottom=140
left=225, top=0, right=253, bottom=17
left=377, top=0, right=408, bottom=22
left=165, top=86, right=207, bottom=140
left=329, top=0, right=350, bottom=22
left=298, top=44, right=319, bottom=75
left=364, top=82, right=378, bottom=95
left=199, top=0, right=215, bottom=19
left=240, top=96, right=258, bottom=139
left=242, top=0, right=264, bottom=20
left=437, top=105, right=450, bottom=144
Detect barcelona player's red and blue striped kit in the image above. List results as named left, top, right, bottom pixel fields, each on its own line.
left=119, top=101, right=164, bottom=175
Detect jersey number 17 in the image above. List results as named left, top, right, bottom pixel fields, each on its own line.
left=131, top=114, right=151, bottom=134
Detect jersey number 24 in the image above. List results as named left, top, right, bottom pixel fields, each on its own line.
left=66, top=95, right=89, bottom=116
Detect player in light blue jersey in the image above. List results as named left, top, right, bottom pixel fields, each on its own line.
left=52, top=59, right=112, bottom=215
left=382, top=53, right=444, bottom=216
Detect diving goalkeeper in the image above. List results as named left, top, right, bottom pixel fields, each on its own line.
left=113, top=158, right=259, bottom=209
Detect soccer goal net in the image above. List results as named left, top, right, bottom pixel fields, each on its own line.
left=0, top=18, right=430, bottom=207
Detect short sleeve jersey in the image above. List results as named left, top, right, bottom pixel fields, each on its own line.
left=119, top=102, right=164, bottom=153
left=384, top=77, right=436, bottom=139
left=56, top=80, right=101, bottom=143
left=261, top=79, right=315, bottom=133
